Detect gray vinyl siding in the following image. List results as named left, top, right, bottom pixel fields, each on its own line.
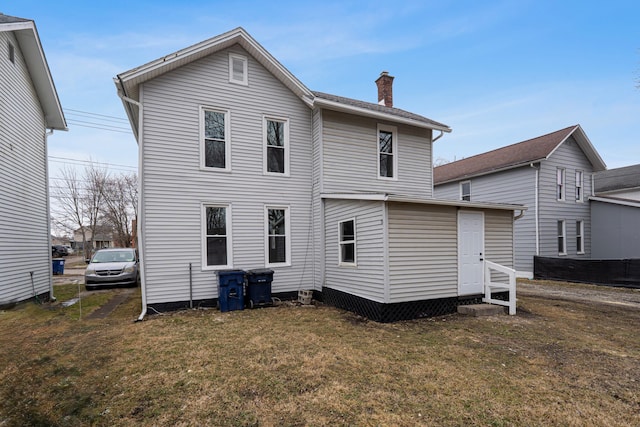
left=591, top=201, right=640, bottom=259
left=0, top=31, right=51, bottom=304
left=435, top=167, right=536, bottom=272
left=321, top=109, right=433, bottom=198
left=311, top=108, right=323, bottom=290
left=538, top=137, right=593, bottom=260
left=140, top=45, right=314, bottom=305
left=324, top=199, right=386, bottom=302
left=387, top=203, right=458, bottom=302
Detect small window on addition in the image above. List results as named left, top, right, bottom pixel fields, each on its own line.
left=8, top=42, right=15, bottom=64
left=460, top=181, right=471, bottom=201
left=229, top=53, right=248, bottom=85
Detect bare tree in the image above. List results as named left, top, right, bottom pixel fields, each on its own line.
left=51, top=162, right=109, bottom=258
left=102, top=173, right=138, bottom=247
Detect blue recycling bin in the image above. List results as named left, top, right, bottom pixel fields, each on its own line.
left=246, top=269, right=274, bottom=308
left=217, top=270, right=245, bottom=312
left=52, top=258, right=65, bottom=275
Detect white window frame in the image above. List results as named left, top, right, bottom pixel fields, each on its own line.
left=200, top=106, right=231, bottom=172
left=338, top=218, right=357, bottom=267
left=576, top=220, right=585, bottom=254
left=575, top=170, right=584, bottom=202
left=228, top=53, right=248, bottom=86
left=265, top=205, right=291, bottom=267
left=263, top=116, right=290, bottom=176
left=202, top=203, right=233, bottom=270
left=377, top=124, right=398, bottom=180
left=557, top=220, right=566, bottom=255
left=557, top=168, right=566, bottom=201
left=8, top=41, right=15, bottom=64
left=460, top=181, right=471, bottom=201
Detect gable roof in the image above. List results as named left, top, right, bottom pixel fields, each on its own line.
left=115, top=27, right=450, bottom=139
left=594, top=163, right=640, bottom=194
left=0, top=13, right=66, bottom=130
left=434, top=125, right=606, bottom=185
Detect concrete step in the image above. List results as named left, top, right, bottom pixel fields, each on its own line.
left=457, top=303, right=505, bottom=316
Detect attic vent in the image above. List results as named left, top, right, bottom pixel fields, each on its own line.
left=8, top=42, right=15, bottom=64
left=229, top=53, right=248, bottom=85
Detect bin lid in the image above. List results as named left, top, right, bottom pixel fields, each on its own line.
left=247, top=268, right=274, bottom=275
left=216, top=269, right=246, bottom=277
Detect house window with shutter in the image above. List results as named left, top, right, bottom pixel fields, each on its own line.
left=229, top=53, right=248, bottom=85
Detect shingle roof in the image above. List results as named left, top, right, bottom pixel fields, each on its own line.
left=594, top=164, right=640, bottom=193
left=434, top=125, right=582, bottom=184
left=0, top=13, right=30, bottom=24
left=312, top=91, right=450, bottom=131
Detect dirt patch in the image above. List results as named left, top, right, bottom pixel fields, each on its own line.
left=518, top=279, right=640, bottom=309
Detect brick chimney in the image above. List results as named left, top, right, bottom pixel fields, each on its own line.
left=375, top=71, right=394, bottom=107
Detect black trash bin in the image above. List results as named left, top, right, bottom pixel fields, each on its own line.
left=217, top=270, right=245, bottom=312
left=246, top=269, right=274, bottom=308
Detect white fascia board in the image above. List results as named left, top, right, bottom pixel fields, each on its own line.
left=321, top=193, right=388, bottom=201
left=434, top=160, right=544, bottom=186
left=321, top=193, right=525, bottom=211
left=589, top=196, right=640, bottom=208
left=313, top=98, right=452, bottom=133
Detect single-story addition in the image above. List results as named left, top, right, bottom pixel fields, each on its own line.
left=114, top=27, right=523, bottom=322
left=322, top=194, right=522, bottom=321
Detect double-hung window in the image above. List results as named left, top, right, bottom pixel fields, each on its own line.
left=460, top=181, right=471, bottom=201
left=266, top=206, right=290, bottom=266
left=557, top=220, right=566, bottom=255
left=556, top=168, right=566, bottom=201
left=576, top=220, right=584, bottom=254
left=575, top=170, right=583, bottom=202
left=228, top=53, right=248, bottom=85
left=203, top=204, right=232, bottom=269
left=202, top=107, right=230, bottom=170
left=264, top=117, right=289, bottom=175
left=378, top=124, right=397, bottom=179
left=339, top=219, right=356, bottom=266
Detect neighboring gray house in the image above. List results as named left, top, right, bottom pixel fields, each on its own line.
left=590, top=164, right=640, bottom=259
left=115, top=28, right=521, bottom=321
left=434, top=125, right=606, bottom=278
left=0, top=14, right=67, bottom=306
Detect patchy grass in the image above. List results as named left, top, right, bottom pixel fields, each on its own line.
left=1, top=282, right=639, bottom=426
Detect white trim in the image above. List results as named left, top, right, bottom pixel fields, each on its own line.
left=382, top=203, right=390, bottom=303
left=556, top=167, right=566, bottom=201
left=589, top=196, right=640, bottom=208
left=265, top=205, right=291, bottom=267
left=377, top=124, right=398, bottom=181
left=200, top=106, right=231, bottom=172
left=338, top=217, right=357, bottom=267
left=576, top=220, right=585, bottom=254
left=557, top=219, right=567, bottom=256
left=201, top=203, right=233, bottom=271
left=228, top=52, right=248, bottom=86
left=575, top=170, right=584, bottom=203
left=460, top=180, right=471, bottom=201
left=263, top=115, right=290, bottom=176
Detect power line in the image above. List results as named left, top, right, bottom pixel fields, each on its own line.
left=66, top=121, right=133, bottom=134
left=65, top=108, right=130, bottom=123
left=48, top=156, right=137, bottom=171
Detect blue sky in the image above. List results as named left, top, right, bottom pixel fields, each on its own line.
left=8, top=0, right=640, bottom=179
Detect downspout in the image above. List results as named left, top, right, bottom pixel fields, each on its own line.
left=432, top=129, right=444, bottom=143
left=116, top=84, right=147, bottom=321
left=45, top=128, right=55, bottom=301
left=530, top=163, right=540, bottom=256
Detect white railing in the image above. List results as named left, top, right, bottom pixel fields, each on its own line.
left=483, top=260, right=516, bottom=315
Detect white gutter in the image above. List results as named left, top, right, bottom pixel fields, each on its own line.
left=45, top=128, right=55, bottom=301
left=531, top=163, right=540, bottom=256
left=116, top=85, right=147, bottom=321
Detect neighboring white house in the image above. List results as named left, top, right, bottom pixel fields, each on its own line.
left=115, top=28, right=522, bottom=321
left=0, top=14, right=67, bottom=306
left=434, top=125, right=607, bottom=278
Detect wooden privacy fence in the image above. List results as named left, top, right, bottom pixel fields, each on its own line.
left=534, top=256, right=640, bottom=288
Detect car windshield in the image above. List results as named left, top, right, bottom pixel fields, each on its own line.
left=91, top=250, right=135, bottom=263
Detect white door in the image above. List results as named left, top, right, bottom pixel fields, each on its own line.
left=458, top=211, right=484, bottom=295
